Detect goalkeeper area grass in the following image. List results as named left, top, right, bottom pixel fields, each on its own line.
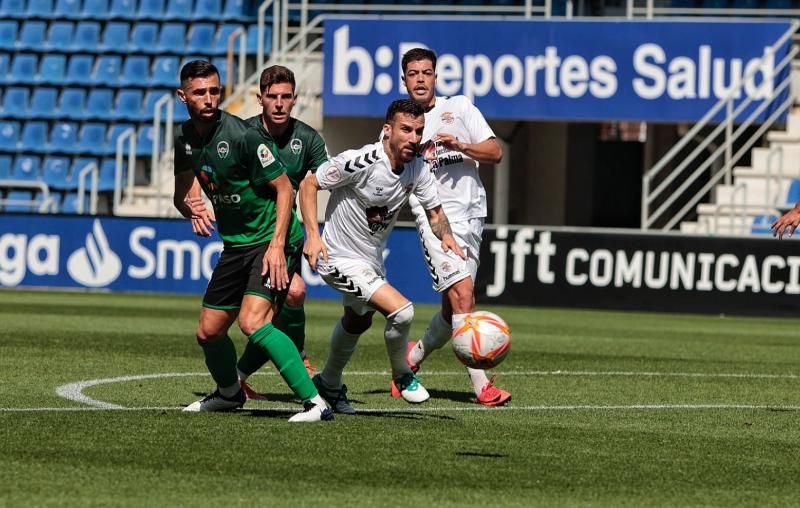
left=2, top=289, right=800, bottom=507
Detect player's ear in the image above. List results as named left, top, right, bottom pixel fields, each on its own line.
left=256, top=93, right=262, bottom=104
left=382, top=123, right=391, bottom=139
left=176, top=88, right=187, bottom=104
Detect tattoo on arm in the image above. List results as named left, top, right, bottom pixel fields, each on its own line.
left=428, top=208, right=453, bottom=240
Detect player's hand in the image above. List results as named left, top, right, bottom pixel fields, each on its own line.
left=432, top=133, right=464, bottom=153
left=772, top=208, right=800, bottom=239
left=303, top=237, right=329, bottom=271
left=185, top=196, right=215, bottom=237
left=263, top=244, right=289, bottom=291
left=441, top=234, right=467, bottom=260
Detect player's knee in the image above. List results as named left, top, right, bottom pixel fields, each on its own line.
left=447, top=280, right=474, bottom=314
left=195, top=326, right=225, bottom=344
left=342, top=313, right=372, bottom=335
left=388, top=303, right=414, bottom=329
left=285, top=284, right=306, bottom=307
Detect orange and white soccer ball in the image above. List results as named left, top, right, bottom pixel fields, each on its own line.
left=451, top=311, right=511, bottom=369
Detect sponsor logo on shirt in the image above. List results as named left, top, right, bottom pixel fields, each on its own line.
left=290, top=138, right=303, bottom=155
left=199, top=165, right=218, bottom=192
left=258, top=144, right=276, bottom=167
left=324, top=164, right=341, bottom=183
left=441, top=112, right=455, bottom=125
left=217, top=140, right=229, bottom=159
left=365, top=205, right=395, bottom=234
left=184, top=143, right=192, bottom=155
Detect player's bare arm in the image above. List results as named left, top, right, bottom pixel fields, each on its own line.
left=299, top=173, right=328, bottom=270
left=263, top=172, right=293, bottom=290
left=433, top=134, right=503, bottom=164
left=772, top=203, right=800, bottom=239
left=426, top=205, right=466, bottom=260
left=174, top=170, right=198, bottom=218
left=184, top=177, right=215, bottom=237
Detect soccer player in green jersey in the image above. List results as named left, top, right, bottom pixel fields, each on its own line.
left=235, top=65, right=330, bottom=400
left=172, top=60, right=332, bottom=422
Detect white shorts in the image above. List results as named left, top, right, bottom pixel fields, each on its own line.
left=416, top=217, right=483, bottom=293
left=317, top=258, right=386, bottom=315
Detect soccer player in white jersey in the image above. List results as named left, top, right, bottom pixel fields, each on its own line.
left=399, top=47, right=511, bottom=407
left=299, top=99, right=465, bottom=413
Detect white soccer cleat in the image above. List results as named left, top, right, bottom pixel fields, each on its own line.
left=288, top=400, right=335, bottom=423
left=183, top=389, right=245, bottom=412
left=394, top=373, right=430, bottom=404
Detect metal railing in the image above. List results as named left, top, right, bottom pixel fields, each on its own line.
left=114, top=127, right=137, bottom=214
left=641, top=21, right=800, bottom=231
left=628, top=0, right=800, bottom=19
left=0, top=180, right=57, bottom=213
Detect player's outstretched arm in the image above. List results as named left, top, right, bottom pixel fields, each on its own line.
left=263, top=172, right=293, bottom=290
left=174, top=171, right=216, bottom=240
left=772, top=203, right=800, bottom=239
left=432, top=134, right=502, bottom=164
left=426, top=205, right=466, bottom=260
left=299, top=173, right=328, bottom=270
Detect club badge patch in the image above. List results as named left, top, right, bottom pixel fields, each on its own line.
left=216, top=140, right=229, bottom=159
left=324, top=164, right=341, bottom=183
left=290, top=138, right=302, bottom=155
left=441, top=112, right=455, bottom=125
left=257, top=144, right=275, bottom=167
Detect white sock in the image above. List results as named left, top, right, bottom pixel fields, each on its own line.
left=309, top=393, right=327, bottom=408
left=320, top=319, right=360, bottom=389
left=385, top=303, right=414, bottom=379
left=219, top=381, right=241, bottom=398
left=467, top=367, right=490, bottom=395
left=415, top=311, right=451, bottom=366
left=237, top=368, right=249, bottom=382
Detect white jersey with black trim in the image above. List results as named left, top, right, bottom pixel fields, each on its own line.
left=316, top=140, right=440, bottom=271
left=408, top=95, right=496, bottom=223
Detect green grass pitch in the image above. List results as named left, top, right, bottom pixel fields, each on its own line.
left=2, top=289, right=800, bottom=507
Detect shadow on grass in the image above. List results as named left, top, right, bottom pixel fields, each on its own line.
left=362, top=388, right=474, bottom=404
left=455, top=451, right=507, bottom=459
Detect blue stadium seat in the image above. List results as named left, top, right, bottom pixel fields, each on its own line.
left=137, top=0, right=165, bottom=18
left=186, top=23, right=216, bottom=55
left=77, top=123, right=108, bottom=155
left=121, top=56, right=151, bottom=85
left=1, top=88, right=29, bottom=119
left=93, top=55, right=123, bottom=86
left=151, top=55, right=179, bottom=86
left=109, top=0, right=137, bottom=18
left=765, top=0, right=791, bottom=7
left=80, top=0, right=109, bottom=18
left=0, top=155, right=11, bottom=178
left=246, top=24, right=271, bottom=55
left=65, top=54, right=94, bottom=84
left=136, top=125, right=156, bottom=155
left=174, top=102, right=190, bottom=122
left=49, top=122, right=79, bottom=154
left=0, top=0, right=25, bottom=18
left=130, top=22, right=159, bottom=53
left=29, top=87, right=58, bottom=119
left=8, top=53, right=37, bottom=84
left=97, top=158, right=122, bottom=191
left=85, top=88, right=114, bottom=120
left=69, top=157, right=98, bottom=187
left=72, top=21, right=101, bottom=51
left=212, top=56, right=231, bottom=86
left=42, top=156, right=73, bottom=190
left=25, top=0, right=53, bottom=19
left=221, top=0, right=248, bottom=21
left=0, top=54, right=9, bottom=85
left=61, top=192, right=89, bottom=213
left=12, top=155, right=41, bottom=180
left=17, top=21, right=47, bottom=51
left=55, top=0, right=83, bottom=18
left=5, top=190, right=34, bottom=212
left=213, top=23, right=243, bottom=56
left=46, top=22, right=74, bottom=50
left=141, top=89, right=170, bottom=121
left=100, top=22, right=130, bottom=51
left=0, top=121, right=20, bottom=151
left=36, top=54, right=67, bottom=85
left=20, top=122, right=48, bottom=153
left=0, top=20, right=18, bottom=50
left=114, top=89, right=144, bottom=120
left=58, top=88, right=87, bottom=119
left=732, top=0, right=757, bottom=7
left=108, top=123, right=136, bottom=155
left=157, top=23, right=185, bottom=53
left=702, top=0, right=727, bottom=7
left=194, top=0, right=221, bottom=19
left=165, top=0, right=194, bottom=20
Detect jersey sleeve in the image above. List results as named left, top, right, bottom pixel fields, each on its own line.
left=412, top=161, right=441, bottom=211
left=173, top=129, right=192, bottom=175
left=462, top=98, right=496, bottom=144
left=242, top=132, right=286, bottom=184
left=306, top=131, right=330, bottom=173
left=315, top=151, right=362, bottom=190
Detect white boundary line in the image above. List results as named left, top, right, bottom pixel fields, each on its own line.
left=22, top=370, right=800, bottom=413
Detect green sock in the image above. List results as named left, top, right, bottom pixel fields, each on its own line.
left=275, top=304, right=306, bottom=353
left=199, top=336, right=239, bottom=390
left=236, top=339, right=270, bottom=378
left=249, top=323, right=317, bottom=401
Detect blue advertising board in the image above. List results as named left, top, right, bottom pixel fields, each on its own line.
left=322, top=18, right=792, bottom=122
left=0, top=215, right=439, bottom=303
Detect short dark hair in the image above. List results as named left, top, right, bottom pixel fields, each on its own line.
left=259, top=65, right=296, bottom=93
left=402, top=48, right=437, bottom=73
left=385, top=99, right=424, bottom=123
left=180, top=60, right=219, bottom=85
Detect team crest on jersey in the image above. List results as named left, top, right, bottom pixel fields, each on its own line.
left=199, top=165, right=218, bottom=191
left=290, top=138, right=302, bottom=155
left=324, top=164, right=341, bottom=183
left=216, top=141, right=229, bottom=159
left=184, top=143, right=192, bottom=155
left=374, top=186, right=383, bottom=196
left=440, top=261, right=452, bottom=273
left=440, top=112, right=455, bottom=125
left=257, top=144, right=275, bottom=167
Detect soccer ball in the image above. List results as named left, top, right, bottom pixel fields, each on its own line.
left=451, top=311, right=511, bottom=369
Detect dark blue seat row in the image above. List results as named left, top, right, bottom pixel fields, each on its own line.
left=0, top=21, right=267, bottom=56
left=0, top=121, right=160, bottom=156
left=0, top=154, right=125, bottom=194
left=0, top=53, right=237, bottom=88
left=0, top=0, right=253, bottom=22
left=1, top=188, right=92, bottom=213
